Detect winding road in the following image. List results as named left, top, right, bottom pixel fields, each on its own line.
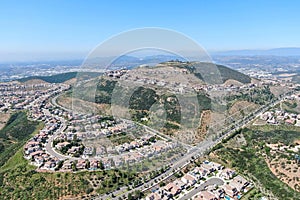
left=47, top=89, right=295, bottom=200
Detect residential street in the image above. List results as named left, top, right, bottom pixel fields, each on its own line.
left=178, top=178, right=224, bottom=200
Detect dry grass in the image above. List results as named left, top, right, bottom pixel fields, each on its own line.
left=223, top=79, right=243, bottom=86
left=63, top=78, right=77, bottom=86
left=270, top=86, right=293, bottom=97
left=57, top=94, right=111, bottom=115
left=229, top=100, right=259, bottom=121
left=22, top=79, right=48, bottom=85
left=0, top=113, right=10, bottom=130
left=267, top=156, right=300, bottom=192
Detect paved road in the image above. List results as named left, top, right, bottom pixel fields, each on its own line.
left=106, top=91, right=296, bottom=199
left=43, top=109, right=73, bottom=160
left=178, top=178, right=224, bottom=200
left=50, top=89, right=294, bottom=199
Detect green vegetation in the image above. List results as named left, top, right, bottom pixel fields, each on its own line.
left=241, top=188, right=263, bottom=200
left=217, top=64, right=251, bottom=83
left=226, top=86, right=276, bottom=105
left=18, top=72, right=102, bottom=83
left=95, top=78, right=117, bottom=104
left=180, top=62, right=251, bottom=84
left=0, top=148, right=140, bottom=199
left=0, top=111, right=42, bottom=167
left=129, top=87, right=159, bottom=111
left=108, top=132, right=135, bottom=145
left=211, top=125, right=300, bottom=199
left=282, top=100, right=300, bottom=114
left=0, top=154, right=137, bottom=199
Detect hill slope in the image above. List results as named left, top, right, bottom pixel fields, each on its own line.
left=0, top=112, right=42, bottom=167
left=18, top=72, right=102, bottom=83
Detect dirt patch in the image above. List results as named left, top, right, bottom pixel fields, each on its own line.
left=229, top=100, right=259, bottom=121
left=252, top=118, right=267, bottom=126
left=63, top=78, right=77, bottom=86
left=0, top=113, right=10, bottom=130
left=22, top=79, right=48, bottom=85
left=267, top=157, right=300, bottom=192
left=223, top=79, right=243, bottom=87
left=57, top=94, right=110, bottom=115
left=196, top=110, right=211, bottom=141
left=251, top=78, right=261, bottom=85
left=270, top=86, right=292, bottom=97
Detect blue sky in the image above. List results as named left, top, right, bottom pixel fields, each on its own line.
left=1, top=0, right=300, bottom=61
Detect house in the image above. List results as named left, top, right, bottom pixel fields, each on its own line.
left=44, top=161, right=56, bottom=169
left=29, top=150, right=45, bottom=159
left=76, top=160, right=86, bottom=170
left=34, top=156, right=44, bottom=165
left=62, top=160, right=73, bottom=170
left=195, top=191, right=218, bottom=200
left=220, top=168, right=236, bottom=180
left=68, top=146, right=81, bottom=154
left=164, top=182, right=181, bottom=197
left=55, top=142, right=70, bottom=150
left=201, top=163, right=216, bottom=174
left=209, top=161, right=223, bottom=170
left=286, top=118, right=296, bottom=125
left=222, top=184, right=237, bottom=198
left=83, top=146, right=94, bottom=156
left=101, top=158, right=111, bottom=169
left=145, top=192, right=161, bottom=200
left=230, top=175, right=249, bottom=192
left=173, top=179, right=186, bottom=190
left=193, top=167, right=208, bottom=178
left=89, top=160, right=98, bottom=170
left=130, top=141, right=140, bottom=148
left=181, top=173, right=197, bottom=187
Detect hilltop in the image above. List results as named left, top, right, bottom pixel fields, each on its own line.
left=69, top=61, right=253, bottom=144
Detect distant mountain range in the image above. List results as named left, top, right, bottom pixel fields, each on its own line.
left=213, top=48, right=300, bottom=56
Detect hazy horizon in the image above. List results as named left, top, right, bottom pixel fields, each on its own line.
left=1, top=1, right=300, bottom=62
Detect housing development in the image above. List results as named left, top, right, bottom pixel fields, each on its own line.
left=1, top=2, right=300, bottom=199
left=0, top=58, right=299, bottom=200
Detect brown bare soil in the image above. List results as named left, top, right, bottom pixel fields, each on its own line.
left=22, top=79, right=48, bottom=85
left=270, top=86, right=293, bottom=97
left=0, top=113, right=10, bottom=130
left=251, top=78, right=261, bottom=85
left=229, top=100, right=259, bottom=120
left=196, top=110, right=211, bottom=141
left=223, top=79, right=243, bottom=87
left=267, top=157, right=300, bottom=192
left=57, top=94, right=111, bottom=115
left=63, top=78, right=77, bottom=86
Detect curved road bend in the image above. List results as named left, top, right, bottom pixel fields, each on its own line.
left=178, top=177, right=224, bottom=200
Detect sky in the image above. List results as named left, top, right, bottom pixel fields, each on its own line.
left=1, top=0, right=300, bottom=62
